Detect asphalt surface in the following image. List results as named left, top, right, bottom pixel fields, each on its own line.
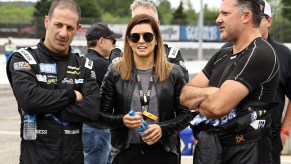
left=1, top=85, right=291, bottom=164
left=0, top=85, right=20, bottom=164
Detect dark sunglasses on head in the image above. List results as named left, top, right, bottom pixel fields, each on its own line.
left=128, top=32, right=154, bottom=43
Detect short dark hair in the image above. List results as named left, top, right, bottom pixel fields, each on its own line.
left=87, top=40, right=97, bottom=48
left=48, top=0, right=81, bottom=24
left=236, top=0, right=261, bottom=27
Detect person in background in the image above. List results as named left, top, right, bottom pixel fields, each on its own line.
left=109, top=0, right=189, bottom=83
left=221, top=1, right=291, bottom=163
left=4, top=37, right=17, bottom=62
left=83, top=22, right=122, bottom=164
left=6, top=0, right=101, bottom=163
left=98, top=14, right=192, bottom=164
left=259, top=1, right=291, bottom=163
left=180, top=0, right=279, bottom=163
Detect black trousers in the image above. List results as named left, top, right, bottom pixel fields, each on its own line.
left=272, top=134, right=283, bottom=164
left=112, top=143, right=179, bottom=164
left=222, top=135, right=272, bottom=164
left=194, top=130, right=272, bottom=164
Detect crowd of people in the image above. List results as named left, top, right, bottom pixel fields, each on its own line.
left=5, top=0, right=291, bottom=164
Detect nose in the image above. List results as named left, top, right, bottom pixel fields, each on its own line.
left=216, top=14, right=222, bottom=25
left=139, top=35, right=145, bottom=43
left=59, top=26, right=68, bottom=38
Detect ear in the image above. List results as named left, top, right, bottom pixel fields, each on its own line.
left=44, top=15, right=49, bottom=29
left=77, top=24, right=81, bottom=31
left=242, top=11, right=252, bottom=24
left=127, top=36, right=132, bottom=46
left=266, top=17, right=272, bottom=28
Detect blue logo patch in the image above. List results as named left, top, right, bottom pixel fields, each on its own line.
left=39, top=63, right=57, bottom=74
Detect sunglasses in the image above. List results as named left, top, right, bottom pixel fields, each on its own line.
left=128, top=32, right=154, bottom=43
left=104, top=37, right=116, bottom=45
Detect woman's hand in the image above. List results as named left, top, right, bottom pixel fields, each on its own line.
left=123, top=113, right=142, bottom=129
left=141, top=124, right=162, bottom=145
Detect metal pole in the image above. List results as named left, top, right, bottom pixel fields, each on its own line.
left=198, top=0, right=204, bottom=60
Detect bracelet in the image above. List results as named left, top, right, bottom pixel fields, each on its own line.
left=280, top=128, right=290, bottom=136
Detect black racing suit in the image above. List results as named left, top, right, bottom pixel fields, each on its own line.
left=6, top=39, right=101, bottom=164
left=109, top=44, right=189, bottom=82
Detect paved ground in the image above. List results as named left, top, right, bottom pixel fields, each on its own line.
left=1, top=85, right=291, bottom=164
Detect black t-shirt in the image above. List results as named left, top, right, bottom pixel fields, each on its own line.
left=267, top=36, right=291, bottom=138
left=203, top=37, right=279, bottom=126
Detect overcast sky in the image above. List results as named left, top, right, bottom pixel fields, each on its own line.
left=0, top=0, right=221, bottom=12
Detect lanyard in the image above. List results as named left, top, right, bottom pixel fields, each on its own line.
left=135, top=67, right=155, bottom=113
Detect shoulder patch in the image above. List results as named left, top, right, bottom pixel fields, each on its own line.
left=30, top=46, right=38, bottom=49
left=15, top=48, right=37, bottom=64
left=168, top=47, right=179, bottom=59
left=85, top=58, right=93, bottom=69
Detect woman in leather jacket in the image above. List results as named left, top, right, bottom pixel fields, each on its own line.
left=98, top=14, right=192, bottom=164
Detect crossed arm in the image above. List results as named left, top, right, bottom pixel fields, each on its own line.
left=180, top=72, right=249, bottom=119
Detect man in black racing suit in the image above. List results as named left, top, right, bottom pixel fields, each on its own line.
left=6, top=0, right=100, bottom=163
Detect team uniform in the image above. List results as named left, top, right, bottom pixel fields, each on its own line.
left=192, top=37, right=279, bottom=164
left=6, top=39, right=101, bottom=164
left=267, top=35, right=291, bottom=164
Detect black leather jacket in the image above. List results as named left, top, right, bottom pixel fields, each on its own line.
left=99, top=64, right=192, bottom=158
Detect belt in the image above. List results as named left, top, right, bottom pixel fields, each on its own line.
left=219, top=127, right=270, bottom=145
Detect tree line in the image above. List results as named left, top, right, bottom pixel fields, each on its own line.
left=0, top=0, right=291, bottom=42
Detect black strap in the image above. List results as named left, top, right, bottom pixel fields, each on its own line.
left=135, top=67, right=155, bottom=113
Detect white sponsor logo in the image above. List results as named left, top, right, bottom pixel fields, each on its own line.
left=64, top=130, right=80, bottom=134
left=91, top=71, right=96, bottom=79
left=13, top=62, right=31, bottom=71
left=250, top=120, right=266, bottom=129
left=17, top=48, right=37, bottom=64
left=68, top=66, right=80, bottom=70
left=75, top=79, right=84, bottom=84
left=85, top=58, right=93, bottom=69
left=168, top=47, right=179, bottom=58
left=62, top=78, right=74, bottom=84
left=39, top=63, right=57, bottom=74
left=37, top=130, right=47, bottom=134
left=36, top=74, right=47, bottom=82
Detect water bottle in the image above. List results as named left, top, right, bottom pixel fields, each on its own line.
left=23, top=114, right=37, bottom=140
left=128, top=110, right=148, bottom=134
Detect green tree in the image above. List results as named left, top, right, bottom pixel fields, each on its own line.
left=171, top=1, right=188, bottom=25
left=0, top=2, right=35, bottom=24
left=33, top=0, right=52, bottom=38
left=33, top=0, right=51, bottom=17
left=96, top=0, right=131, bottom=23
left=156, top=0, right=173, bottom=25
left=203, top=5, right=219, bottom=25
left=183, top=0, right=198, bottom=25
left=75, top=0, right=101, bottom=23
left=281, top=0, right=291, bottom=21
